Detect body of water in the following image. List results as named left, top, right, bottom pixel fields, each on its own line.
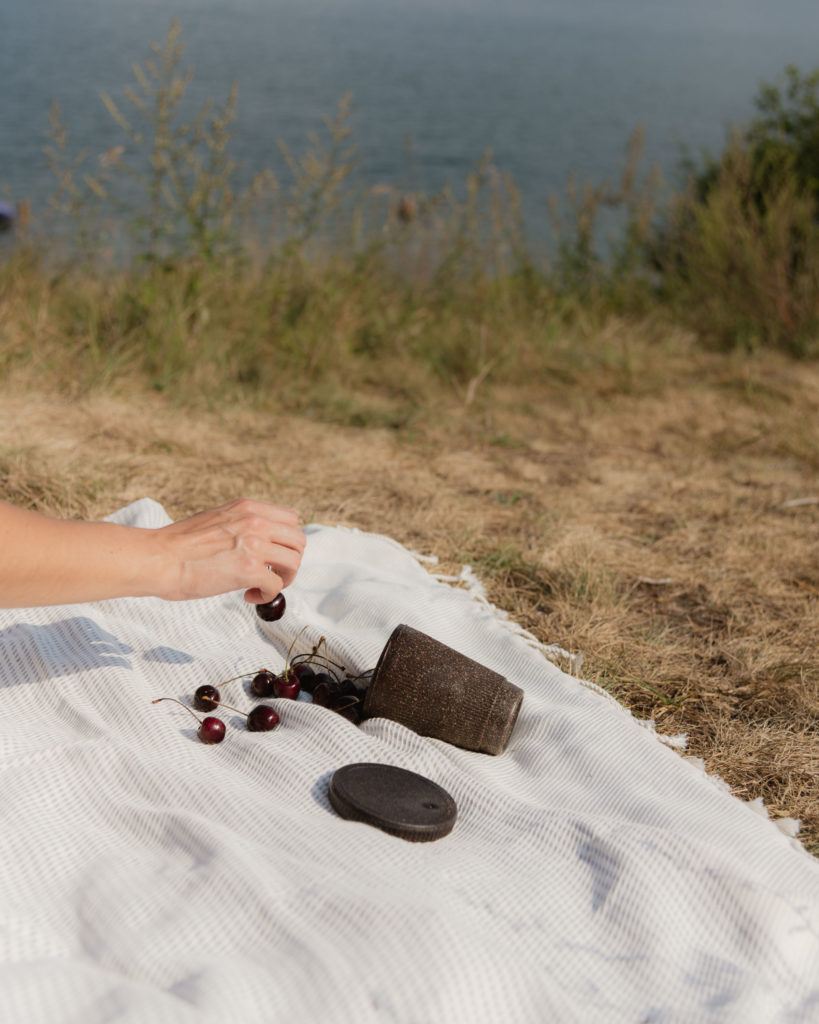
left=3, top=0, right=819, bottom=230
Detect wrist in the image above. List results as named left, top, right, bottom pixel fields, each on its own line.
left=129, top=526, right=181, bottom=600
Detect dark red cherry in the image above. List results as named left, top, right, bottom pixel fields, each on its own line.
left=349, top=671, right=372, bottom=691
left=329, top=687, right=359, bottom=708
left=255, top=593, right=286, bottom=622
left=335, top=702, right=362, bottom=725
left=312, top=680, right=331, bottom=707
left=251, top=670, right=276, bottom=697
left=352, top=678, right=371, bottom=699
left=198, top=717, right=226, bottom=744
left=291, top=663, right=316, bottom=693
left=247, top=705, right=281, bottom=732
left=194, top=684, right=220, bottom=711
left=153, top=697, right=227, bottom=746
left=273, top=671, right=300, bottom=700
left=312, top=675, right=343, bottom=706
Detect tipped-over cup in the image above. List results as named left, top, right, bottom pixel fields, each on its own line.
left=361, top=624, right=523, bottom=755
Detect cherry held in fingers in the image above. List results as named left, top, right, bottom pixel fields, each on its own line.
left=256, top=593, right=286, bottom=622
left=152, top=697, right=226, bottom=745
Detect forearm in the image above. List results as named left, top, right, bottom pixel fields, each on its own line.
left=0, top=502, right=168, bottom=608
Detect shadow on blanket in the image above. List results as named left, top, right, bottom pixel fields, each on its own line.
left=310, top=769, right=334, bottom=813
left=0, top=617, right=133, bottom=684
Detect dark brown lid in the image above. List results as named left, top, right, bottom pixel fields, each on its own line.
left=328, top=763, right=457, bottom=842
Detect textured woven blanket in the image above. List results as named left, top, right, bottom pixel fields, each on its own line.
left=0, top=498, right=817, bottom=1023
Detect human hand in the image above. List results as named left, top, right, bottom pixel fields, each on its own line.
left=154, top=498, right=305, bottom=604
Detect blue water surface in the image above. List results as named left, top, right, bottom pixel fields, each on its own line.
left=2, top=0, right=819, bottom=229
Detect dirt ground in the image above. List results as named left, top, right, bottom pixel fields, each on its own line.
left=1, top=344, right=817, bottom=849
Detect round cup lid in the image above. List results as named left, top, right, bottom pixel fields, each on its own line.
left=328, top=763, right=457, bottom=842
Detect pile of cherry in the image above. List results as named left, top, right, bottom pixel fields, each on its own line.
left=153, top=597, right=370, bottom=745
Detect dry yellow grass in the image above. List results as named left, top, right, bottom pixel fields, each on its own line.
left=1, top=331, right=817, bottom=849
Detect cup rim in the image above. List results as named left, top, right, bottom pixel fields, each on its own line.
left=361, top=622, right=407, bottom=717
left=477, top=678, right=524, bottom=753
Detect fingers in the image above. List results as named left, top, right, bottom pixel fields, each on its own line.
left=222, top=516, right=305, bottom=554
left=164, top=500, right=301, bottom=542
left=223, top=498, right=300, bottom=527
left=259, top=522, right=305, bottom=555
left=243, top=587, right=279, bottom=605
left=233, top=523, right=304, bottom=586
left=245, top=562, right=285, bottom=605
left=243, top=586, right=283, bottom=608
left=261, top=543, right=302, bottom=588
left=157, top=498, right=306, bottom=602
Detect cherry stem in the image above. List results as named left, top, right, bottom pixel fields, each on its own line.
left=314, top=645, right=347, bottom=672
left=334, top=696, right=360, bottom=709
left=152, top=697, right=201, bottom=724
left=308, top=636, right=329, bottom=665
left=211, top=699, right=249, bottom=717
left=291, top=650, right=347, bottom=672
left=216, top=670, right=263, bottom=686
left=291, top=652, right=344, bottom=682
left=346, top=670, right=374, bottom=683
left=285, top=625, right=311, bottom=671
left=290, top=653, right=315, bottom=666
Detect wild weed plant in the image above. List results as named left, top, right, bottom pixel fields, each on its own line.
left=1, top=22, right=816, bottom=416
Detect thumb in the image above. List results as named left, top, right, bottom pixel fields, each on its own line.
left=244, top=586, right=279, bottom=605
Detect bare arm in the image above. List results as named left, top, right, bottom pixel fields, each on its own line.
left=0, top=498, right=305, bottom=608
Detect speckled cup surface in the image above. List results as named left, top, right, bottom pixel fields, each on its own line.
left=361, top=624, right=524, bottom=755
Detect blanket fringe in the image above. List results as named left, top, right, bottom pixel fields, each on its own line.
left=328, top=524, right=804, bottom=850
left=430, top=564, right=586, bottom=677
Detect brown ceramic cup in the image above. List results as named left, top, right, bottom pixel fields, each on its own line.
left=361, top=624, right=524, bottom=755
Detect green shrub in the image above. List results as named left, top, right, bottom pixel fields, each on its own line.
left=659, top=141, right=819, bottom=355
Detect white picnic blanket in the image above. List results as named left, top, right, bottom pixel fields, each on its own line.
left=0, top=498, right=817, bottom=1024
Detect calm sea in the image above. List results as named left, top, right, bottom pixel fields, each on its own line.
left=3, top=0, right=819, bottom=229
